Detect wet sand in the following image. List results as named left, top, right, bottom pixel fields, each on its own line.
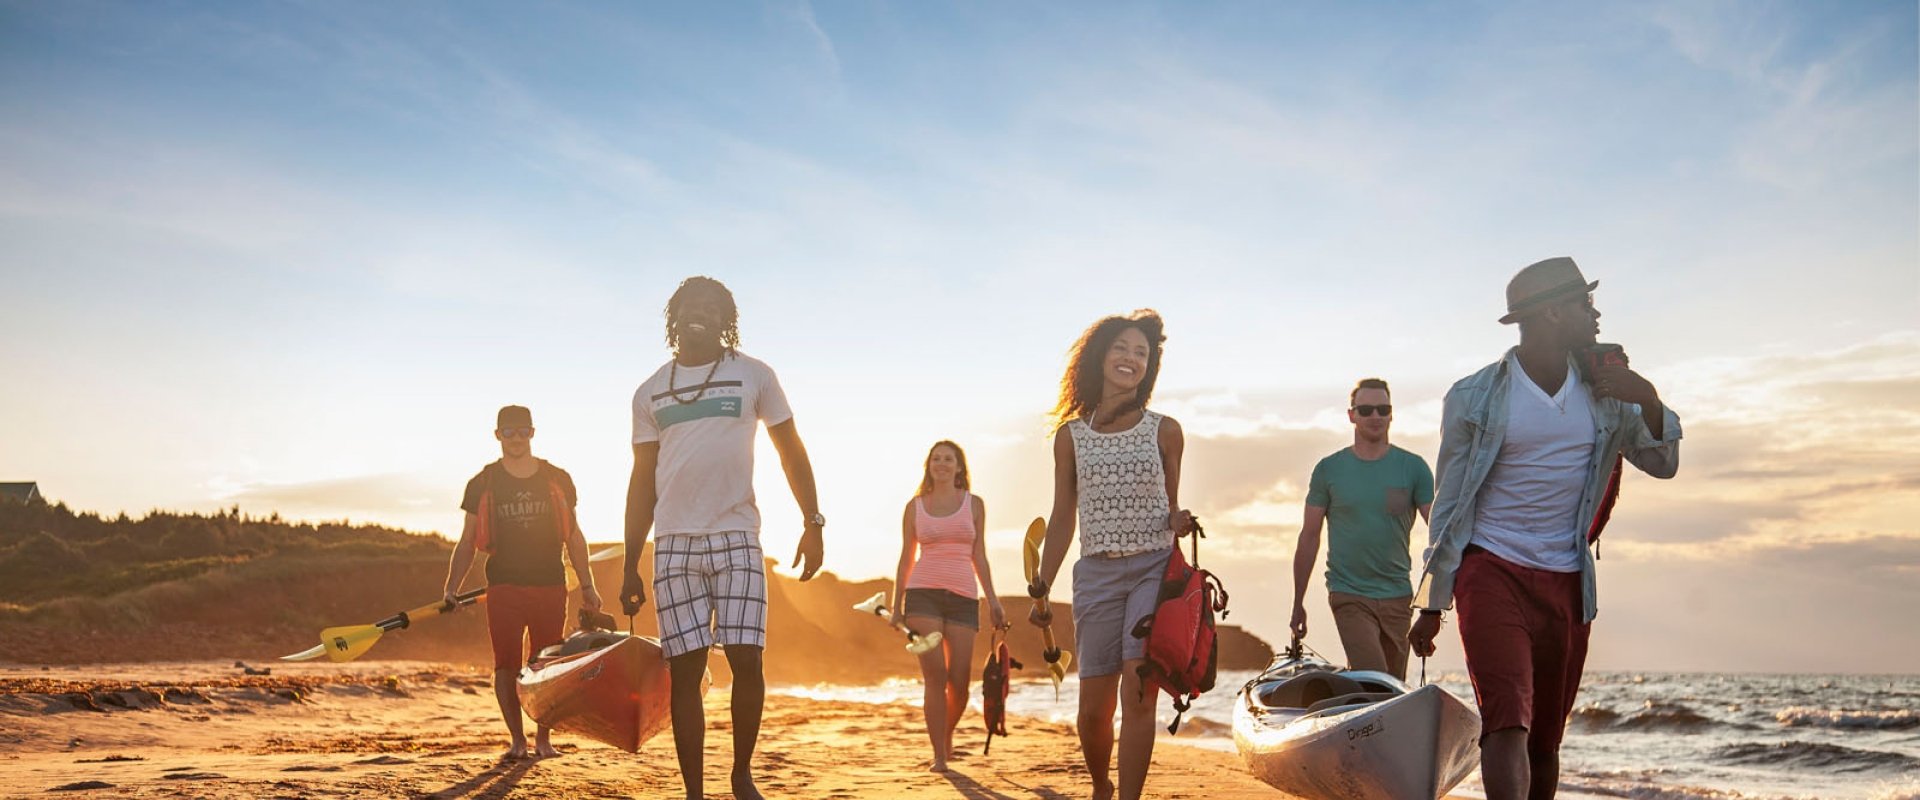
left=1, top=660, right=1310, bottom=799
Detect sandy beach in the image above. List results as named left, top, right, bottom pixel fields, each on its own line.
left=1, top=660, right=1307, bottom=799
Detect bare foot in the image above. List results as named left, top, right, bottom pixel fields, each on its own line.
left=929, top=761, right=949, bottom=773
left=1091, top=779, right=1115, bottom=800
left=499, top=744, right=527, bottom=762
left=533, top=741, right=559, bottom=758
left=731, top=770, right=765, bottom=800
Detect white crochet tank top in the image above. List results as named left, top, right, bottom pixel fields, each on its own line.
left=1070, top=409, right=1173, bottom=556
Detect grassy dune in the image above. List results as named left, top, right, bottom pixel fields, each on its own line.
left=0, top=502, right=1271, bottom=682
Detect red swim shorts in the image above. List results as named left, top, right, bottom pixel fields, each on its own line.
left=485, top=583, right=566, bottom=670
left=1454, top=545, right=1591, bottom=754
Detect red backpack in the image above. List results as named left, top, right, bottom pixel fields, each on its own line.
left=1129, top=522, right=1228, bottom=734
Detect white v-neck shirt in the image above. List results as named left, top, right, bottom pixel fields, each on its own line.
left=1469, top=352, right=1595, bottom=572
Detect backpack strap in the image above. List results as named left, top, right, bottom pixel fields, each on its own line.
left=542, top=459, right=576, bottom=544
left=1586, top=454, right=1624, bottom=559
left=474, top=460, right=502, bottom=554
left=1167, top=696, right=1191, bottom=735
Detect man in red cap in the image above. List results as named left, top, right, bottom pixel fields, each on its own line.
left=1410, top=257, right=1682, bottom=800
left=442, top=404, right=603, bottom=760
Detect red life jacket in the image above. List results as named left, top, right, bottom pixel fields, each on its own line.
left=1129, top=524, right=1228, bottom=734
left=1587, top=454, right=1623, bottom=558
left=981, top=633, right=1020, bottom=754
left=473, top=459, right=575, bottom=555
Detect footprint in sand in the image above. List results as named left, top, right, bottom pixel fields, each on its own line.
left=49, top=781, right=115, bottom=792
left=354, top=755, right=414, bottom=765
left=161, top=772, right=227, bottom=780
left=283, top=765, right=345, bottom=772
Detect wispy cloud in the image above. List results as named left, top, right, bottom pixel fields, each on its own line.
left=210, top=473, right=448, bottom=531
left=774, top=0, right=842, bottom=79
left=1651, top=2, right=1919, bottom=188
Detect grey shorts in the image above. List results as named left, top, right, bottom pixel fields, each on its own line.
left=903, top=588, right=980, bottom=630
left=653, top=532, right=767, bottom=659
left=1071, top=548, right=1172, bottom=679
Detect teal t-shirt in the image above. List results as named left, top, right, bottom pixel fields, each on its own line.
left=1305, top=445, right=1435, bottom=600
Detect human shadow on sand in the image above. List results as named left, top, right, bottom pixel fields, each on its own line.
left=944, top=770, right=1061, bottom=800
left=424, top=757, right=534, bottom=799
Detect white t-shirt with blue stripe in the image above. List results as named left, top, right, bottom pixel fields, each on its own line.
left=632, top=352, right=792, bottom=537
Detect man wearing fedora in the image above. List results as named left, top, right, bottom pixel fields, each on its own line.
left=1409, top=257, right=1682, bottom=800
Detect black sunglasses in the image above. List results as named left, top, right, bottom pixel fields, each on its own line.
left=1352, top=404, right=1392, bottom=417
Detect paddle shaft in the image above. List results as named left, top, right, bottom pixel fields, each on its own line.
left=286, top=544, right=623, bottom=662
left=391, top=586, right=487, bottom=630
left=1034, top=596, right=1062, bottom=661
left=418, top=537, right=613, bottom=625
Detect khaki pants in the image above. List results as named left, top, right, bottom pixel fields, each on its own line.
left=1328, top=591, right=1414, bottom=681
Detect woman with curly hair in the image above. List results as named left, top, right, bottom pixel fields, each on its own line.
left=891, top=439, right=1007, bottom=772
left=1026, top=309, right=1197, bottom=800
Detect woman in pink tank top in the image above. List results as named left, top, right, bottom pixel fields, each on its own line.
left=891, top=440, right=1006, bottom=772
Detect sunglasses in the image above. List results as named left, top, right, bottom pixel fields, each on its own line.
left=1352, top=404, right=1393, bottom=417
left=1559, top=293, right=1596, bottom=312
left=498, top=427, right=535, bottom=439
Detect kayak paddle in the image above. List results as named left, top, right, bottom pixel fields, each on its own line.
left=1022, top=517, right=1073, bottom=691
left=851, top=592, right=944, bottom=655
left=280, top=542, right=626, bottom=662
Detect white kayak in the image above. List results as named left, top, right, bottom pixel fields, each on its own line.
left=1233, top=647, right=1481, bottom=800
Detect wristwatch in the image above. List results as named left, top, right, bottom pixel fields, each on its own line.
left=806, top=512, right=827, bottom=528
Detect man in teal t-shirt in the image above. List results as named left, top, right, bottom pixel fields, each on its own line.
left=1290, top=378, right=1435, bottom=679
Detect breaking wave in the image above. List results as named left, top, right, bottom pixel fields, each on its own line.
left=1714, top=741, right=1920, bottom=774
left=1572, top=700, right=1726, bottom=733
left=1775, top=707, right=1920, bottom=731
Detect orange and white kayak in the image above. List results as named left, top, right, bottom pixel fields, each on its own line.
left=517, top=631, right=694, bottom=753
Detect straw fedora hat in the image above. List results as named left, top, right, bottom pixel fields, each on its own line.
left=1500, top=257, right=1598, bottom=324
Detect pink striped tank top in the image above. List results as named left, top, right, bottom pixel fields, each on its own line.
left=905, top=493, right=979, bottom=598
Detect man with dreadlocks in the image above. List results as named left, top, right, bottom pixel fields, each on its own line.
left=620, top=276, right=825, bottom=800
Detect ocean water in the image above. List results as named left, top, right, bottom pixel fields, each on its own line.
left=777, top=670, right=1920, bottom=800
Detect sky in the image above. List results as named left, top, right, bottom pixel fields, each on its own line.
left=1, top=1, right=1915, bottom=673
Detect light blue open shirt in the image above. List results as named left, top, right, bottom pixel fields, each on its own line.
left=1414, top=348, right=1682, bottom=624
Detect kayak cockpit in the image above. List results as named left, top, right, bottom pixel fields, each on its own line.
left=533, top=629, right=628, bottom=663
left=1249, top=667, right=1407, bottom=721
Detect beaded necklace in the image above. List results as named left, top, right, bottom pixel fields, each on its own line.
left=666, top=356, right=724, bottom=405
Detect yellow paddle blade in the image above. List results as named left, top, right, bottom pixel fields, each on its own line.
left=1044, top=651, right=1071, bottom=699
left=318, top=624, right=386, bottom=662
left=279, top=643, right=328, bottom=662
left=1022, top=517, right=1045, bottom=582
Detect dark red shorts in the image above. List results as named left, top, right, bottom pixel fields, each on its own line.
left=1454, top=546, right=1591, bottom=754
left=486, top=583, right=566, bottom=670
